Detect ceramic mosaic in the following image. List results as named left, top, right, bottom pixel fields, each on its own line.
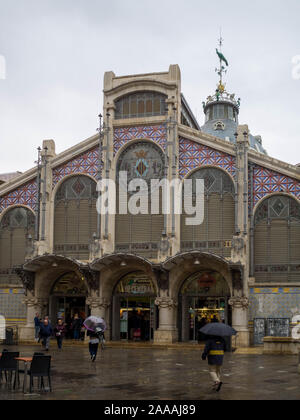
left=179, top=137, right=237, bottom=179
left=0, top=179, right=37, bottom=214
left=249, top=288, right=300, bottom=320
left=52, top=146, right=100, bottom=187
left=251, top=165, right=300, bottom=208
left=113, top=125, right=167, bottom=156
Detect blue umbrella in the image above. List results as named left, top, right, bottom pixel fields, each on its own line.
left=199, top=322, right=237, bottom=337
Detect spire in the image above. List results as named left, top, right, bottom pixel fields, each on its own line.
left=215, top=31, right=228, bottom=94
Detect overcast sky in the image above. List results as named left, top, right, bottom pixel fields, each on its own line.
left=0, top=0, right=300, bottom=174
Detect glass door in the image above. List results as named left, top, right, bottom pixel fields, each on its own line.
left=119, top=297, right=155, bottom=341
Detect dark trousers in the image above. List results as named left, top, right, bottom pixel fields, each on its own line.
left=74, top=330, right=80, bottom=340
left=56, top=336, right=63, bottom=349
left=89, top=343, right=99, bottom=358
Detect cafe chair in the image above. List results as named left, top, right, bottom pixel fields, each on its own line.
left=0, top=351, right=20, bottom=389
left=26, top=355, right=52, bottom=393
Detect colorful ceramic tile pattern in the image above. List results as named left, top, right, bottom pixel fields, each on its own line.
left=179, top=137, right=237, bottom=179
left=0, top=288, right=26, bottom=320
left=113, top=125, right=167, bottom=156
left=52, top=147, right=100, bottom=187
left=0, top=179, right=37, bottom=213
left=251, top=165, right=300, bottom=208
left=249, top=287, right=300, bottom=319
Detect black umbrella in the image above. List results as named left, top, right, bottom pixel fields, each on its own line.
left=199, top=322, right=237, bottom=337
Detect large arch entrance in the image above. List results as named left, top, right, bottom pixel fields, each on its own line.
left=49, top=272, right=89, bottom=338
left=111, top=271, right=158, bottom=342
left=179, top=270, right=231, bottom=342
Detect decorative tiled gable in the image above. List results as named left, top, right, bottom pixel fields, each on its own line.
left=251, top=165, right=300, bottom=207
left=179, top=137, right=237, bottom=179
left=114, top=125, right=167, bottom=156
left=52, top=147, right=99, bottom=187
left=0, top=179, right=37, bottom=213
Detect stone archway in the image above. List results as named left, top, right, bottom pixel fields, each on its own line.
left=90, top=253, right=158, bottom=341
left=162, top=251, right=250, bottom=346
left=178, top=270, right=231, bottom=342
left=17, top=255, right=99, bottom=341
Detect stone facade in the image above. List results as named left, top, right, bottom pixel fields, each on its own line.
left=0, top=64, right=299, bottom=346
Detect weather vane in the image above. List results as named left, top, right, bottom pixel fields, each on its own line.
left=215, top=30, right=229, bottom=95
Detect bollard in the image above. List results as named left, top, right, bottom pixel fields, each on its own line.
left=298, top=350, right=300, bottom=375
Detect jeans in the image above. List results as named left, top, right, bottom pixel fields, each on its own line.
left=56, top=336, right=63, bottom=349
left=89, top=343, right=99, bottom=358
left=73, top=330, right=80, bottom=340
left=35, top=326, right=40, bottom=339
left=42, top=336, right=50, bottom=350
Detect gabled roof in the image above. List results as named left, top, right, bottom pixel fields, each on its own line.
left=0, top=172, right=22, bottom=184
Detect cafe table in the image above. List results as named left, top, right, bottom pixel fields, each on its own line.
left=14, top=357, right=33, bottom=393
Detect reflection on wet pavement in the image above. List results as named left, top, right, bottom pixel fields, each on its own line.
left=0, top=344, right=300, bottom=400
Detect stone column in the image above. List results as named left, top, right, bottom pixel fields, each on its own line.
left=86, top=296, right=110, bottom=319
left=20, top=295, right=48, bottom=341
left=86, top=296, right=111, bottom=340
left=228, top=296, right=250, bottom=348
left=154, top=296, right=178, bottom=344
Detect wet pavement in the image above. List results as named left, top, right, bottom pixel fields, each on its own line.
left=0, top=343, right=300, bottom=400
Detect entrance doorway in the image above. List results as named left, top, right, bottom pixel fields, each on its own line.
left=179, top=271, right=231, bottom=342
left=112, top=271, right=157, bottom=341
left=120, top=297, right=156, bottom=341
left=49, top=272, right=88, bottom=339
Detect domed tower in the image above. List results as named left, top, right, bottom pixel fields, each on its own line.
left=201, top=37, right=267, bottom=155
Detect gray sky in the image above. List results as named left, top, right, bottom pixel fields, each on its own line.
left=0, top=0, right=300, bottom=174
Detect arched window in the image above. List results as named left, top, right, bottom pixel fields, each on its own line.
left=254, top=195, right=300, bottom=282
left=181, top=168, right=235, bottom=258
left=54, top=175, right=98, bottom=260
left=115, top=92, right=167, bottom=119
left=0, top=207, right=35, bottom=285
left=115, top=141, right=165, bottom=259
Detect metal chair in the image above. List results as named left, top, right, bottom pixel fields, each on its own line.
left=0, top=351, right=20, bottom=389
left=27, top=355, right=52, bottom=393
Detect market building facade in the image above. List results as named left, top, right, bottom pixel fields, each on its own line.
left=0, top=61, right=300, bottom=347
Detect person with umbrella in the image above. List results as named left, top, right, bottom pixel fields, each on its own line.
left=200, top=322, right=236, bottom=392
left=83, top=316, right=106, bottom=362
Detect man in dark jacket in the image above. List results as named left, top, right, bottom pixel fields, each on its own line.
left=39, top=319, right=53, bottom=351
left=202, top=335, right=227, bottom=392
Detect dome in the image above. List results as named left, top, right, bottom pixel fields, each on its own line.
left=201, top=86, right=268, bottom=155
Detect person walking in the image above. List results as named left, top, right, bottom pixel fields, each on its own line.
left=39, top=318, right=53, bottom=351
left=34, top=313, right=41, bottom=341
left=72, top=314, right=82, bottom=340
left=202, top=335, right=227, bottom=392
left=54, top=319, right=66, bottom=350
left=87, top=329, right=100, bottom=362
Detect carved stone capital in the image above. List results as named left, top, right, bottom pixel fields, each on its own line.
left=86, top=297, right=111, bottom=310
left=228, top=296, right=249, bottom=310
left=155, top=297, right=178, bottom=310
left=23, top=297, right=38, bottom=307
